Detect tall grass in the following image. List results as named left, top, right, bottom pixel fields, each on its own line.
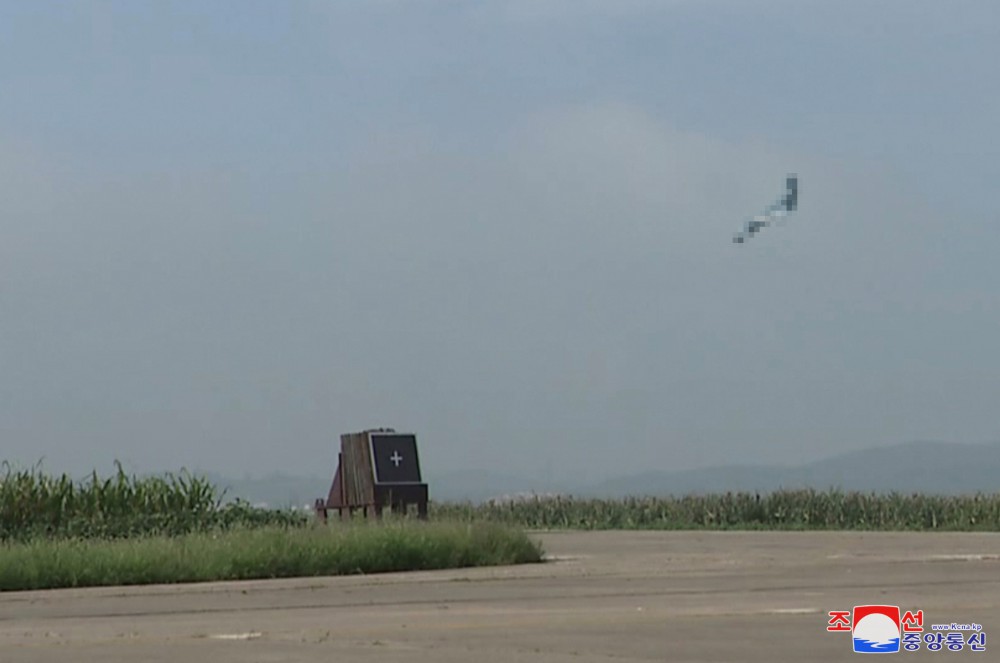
left=0, top=462, right=546, bottom=592
left=0, top=461, right=306, bottom=542
left=0, top=520, right=544, bottom=592
left=431, top=489, right=1000, bottom=531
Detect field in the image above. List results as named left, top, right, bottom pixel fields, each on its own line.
left=0, top=462, right=541, bottom=592
left=5, top=461, right=1000, bottom=593
left=432, top=489, right=1000, bottom=531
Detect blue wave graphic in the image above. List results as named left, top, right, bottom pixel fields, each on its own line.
left=853, top=638, right=900, bottom=653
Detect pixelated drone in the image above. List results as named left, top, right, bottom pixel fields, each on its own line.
left=732, top=175, right=798, bottom=244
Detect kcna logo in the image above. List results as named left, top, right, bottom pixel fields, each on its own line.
left=845, top=605, right=905, bottom=653
left=827, top=605, right=986, bottom=654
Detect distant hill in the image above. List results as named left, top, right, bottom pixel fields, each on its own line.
left=422, top=469, right=575, bottom=504
left=188, top=441, right=1000, bottom=506
left=585, top=464, right=792, bottom=498
left=583, top=441, right=1000, bottom=498
left=197, top=470, right=331, bottom=509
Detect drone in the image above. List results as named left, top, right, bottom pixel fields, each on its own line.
left=732, top=174, right=798, bottom=244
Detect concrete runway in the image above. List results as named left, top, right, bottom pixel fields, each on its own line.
left=1, top=530, right=997, bottom=662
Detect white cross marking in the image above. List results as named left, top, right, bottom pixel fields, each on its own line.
left=390, top=451, right=403, bottom=467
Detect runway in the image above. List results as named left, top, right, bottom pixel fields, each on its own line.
left=1, top=530, right=997, bottom=662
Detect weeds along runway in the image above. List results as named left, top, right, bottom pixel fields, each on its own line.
left=2, top=530, right=998, bottom=662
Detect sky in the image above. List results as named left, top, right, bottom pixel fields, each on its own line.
left=2, top=1, right=999, bottom=484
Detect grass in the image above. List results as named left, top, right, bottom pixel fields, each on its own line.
left=0, top=519, right=544, bottom=592
left=0, top=460, right=306, bottom=542
left=10, top=461, right=999, bottom=592
left=431, top=489, right=1000, bottom=531
left=0, top=462, right=544, bottom=592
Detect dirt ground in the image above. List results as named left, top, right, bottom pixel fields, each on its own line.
left=1, top=530, right=997, bottom=662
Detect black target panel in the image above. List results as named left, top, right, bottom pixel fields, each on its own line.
left=370, top=433, right=422, bottom=484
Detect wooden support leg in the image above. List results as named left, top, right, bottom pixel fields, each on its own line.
left=314, top=499, right=328, bottom=524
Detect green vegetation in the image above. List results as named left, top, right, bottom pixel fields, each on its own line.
left=0, top=461, right=305, bottom=543
left=0, top=462, right=543, bottom=592
left=431, top=489, right=1000, bottom=531
left=11, top=460, right=1000, bottom=592
left=0, top=520, right=544, bottom=592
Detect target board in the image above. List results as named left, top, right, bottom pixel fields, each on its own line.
left=370, top=432, right=422, bottom=484
left=315, top=428, right=429, bottom=520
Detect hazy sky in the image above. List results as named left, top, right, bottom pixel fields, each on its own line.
left=2, top=1, right=998, bottom=483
